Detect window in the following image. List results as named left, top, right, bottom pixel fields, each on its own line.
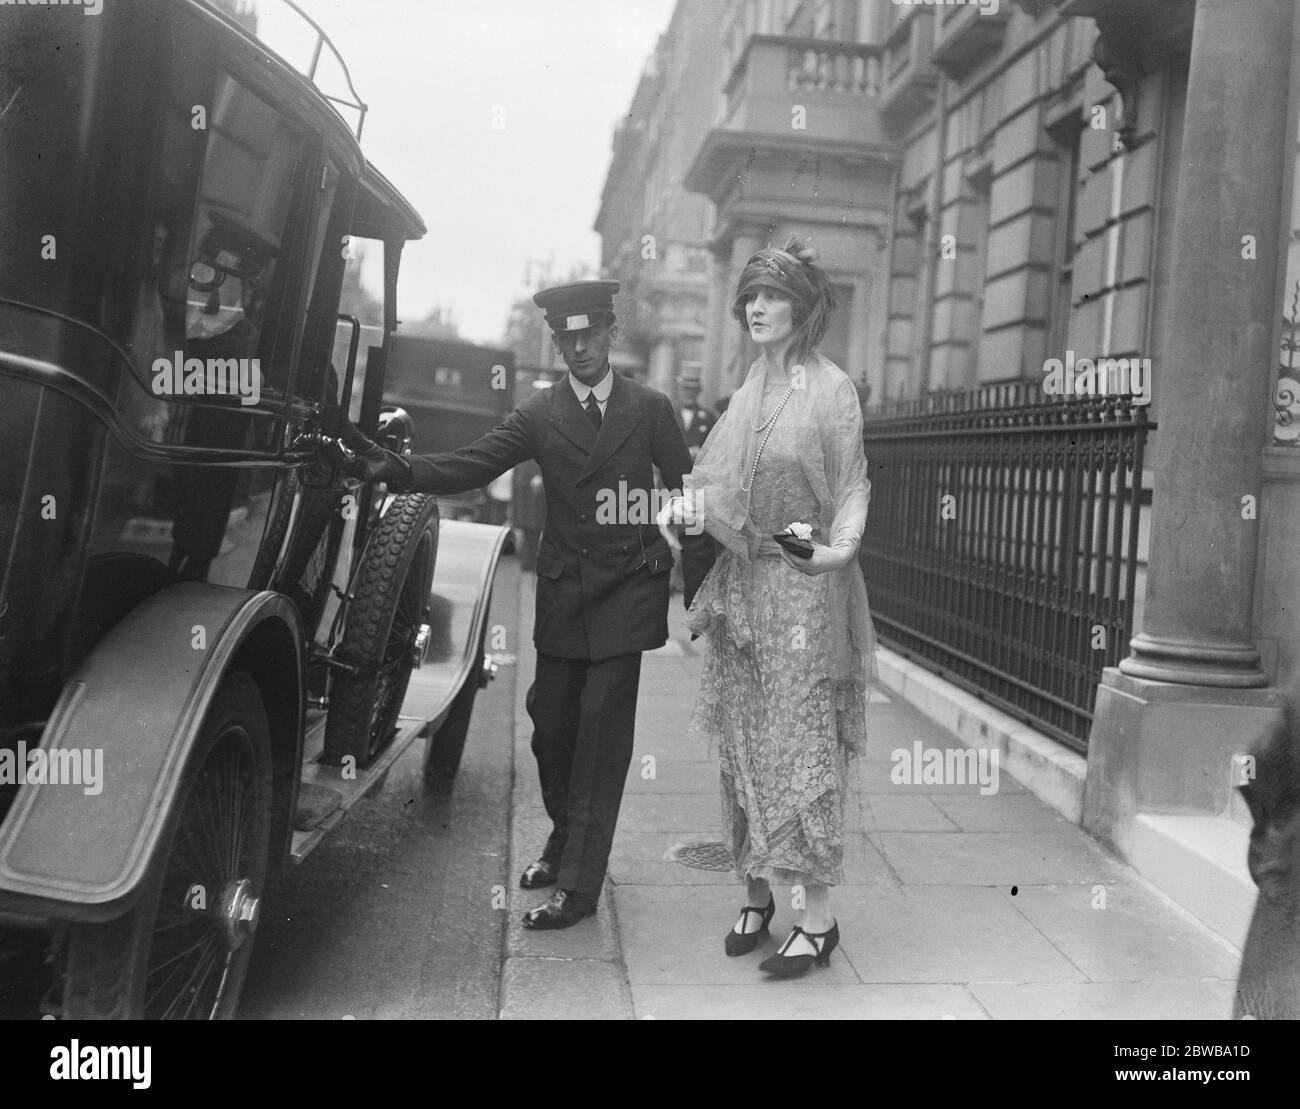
left=1275, top=91, right=1300, bottom=443
left=84, top=10, right=321, bottom=595
left=964, top=165, right=992, bottom=386
left=813, top=0, right=836, bottom=39
left=1047, top=114, right=1083, bottom=367
left=822, top=282, right=854, bottom=370
left=911, top=205, right=935, bottom=391
left=300, top=155, right=361, bottom=409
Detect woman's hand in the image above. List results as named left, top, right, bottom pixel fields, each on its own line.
left=656, top=493, right=700, bottom=553
left=778, top=541, right=852, bottom=576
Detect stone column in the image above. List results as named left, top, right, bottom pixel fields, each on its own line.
left=724, top=225, right=764, bottom=390
left=648, top=336, right=676, bottom=397
left=1084, top=0, right=1293, bottom=857
left=1120, top=0, right=1289, bottom=688
left=700, top=228, right=738, bottom=406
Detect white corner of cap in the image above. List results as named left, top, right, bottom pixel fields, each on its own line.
left=566, top=314, right=590, bottom=330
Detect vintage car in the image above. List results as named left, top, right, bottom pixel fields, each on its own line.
left=0, top=0, right=507, bottom=1018
left=382, top=335, right=517, bottom=525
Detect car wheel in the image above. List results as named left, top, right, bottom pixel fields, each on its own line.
left=423, top=603, right=489, bottom=785
left=324, top=493, right=439, bottom=768
left=61, top=672, right=272, bottom=1019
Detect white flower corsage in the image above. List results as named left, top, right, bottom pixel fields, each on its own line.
left=783, top=521, right=813, bottom=541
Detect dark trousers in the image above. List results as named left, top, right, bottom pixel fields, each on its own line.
left=526, top=651, right=643, bottom=899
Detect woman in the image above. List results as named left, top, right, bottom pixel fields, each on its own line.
left=658, top=237, right=877, bottom=976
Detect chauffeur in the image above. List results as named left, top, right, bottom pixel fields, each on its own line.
left=333, top=281, right=714, bottom=929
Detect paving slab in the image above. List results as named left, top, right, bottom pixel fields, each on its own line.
left=873, top=830, right=1131, bottom=886
left=622, top=759, right=718, bottom=795
left=927, top=792, right=1076, bottom=832
left=1002, top=883, right=1241, bottom=983
left=606, top=830, right=897, bottom=888
left=500, top=958, right=631, bottom=1020
left=832, top=885, right=1088, bottom=985
left=608, top=829, right=736, bottom=886
left=969, top=980, right=1237, bottom=1020
left=619, top=792, right=723, bottom=833
left=850, top=792, right=961, bottom=833
left=857, top=758, right=1027, bottom=794
left=614, top=885, right=864, bottom=987
left=633, top=983, right=989, bottom=1020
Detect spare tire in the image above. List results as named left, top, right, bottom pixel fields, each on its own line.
left=324, top=493, right=439, bottom=768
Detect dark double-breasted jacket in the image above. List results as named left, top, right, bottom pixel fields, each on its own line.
left=679, top=405, right=716, bottom=450
left=405, top=370, right=715, bottom=661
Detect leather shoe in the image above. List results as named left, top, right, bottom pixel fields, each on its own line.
left=724, top=895, right=776, bottom=957
left=519, top=859, right=558, bottom=889
left=522, top=888, right=597, bottom=930
left=758, top=921, right=839, bottom=977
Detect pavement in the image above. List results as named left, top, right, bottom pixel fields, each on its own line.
left=499, top=567, right=1246, bottom=1020
left=496, top=566, right=1248, bottom=1024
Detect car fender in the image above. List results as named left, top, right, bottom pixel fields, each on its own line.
left=0, top=582, right=304, bottom=924
left=406, top=521, right=512, bottom=730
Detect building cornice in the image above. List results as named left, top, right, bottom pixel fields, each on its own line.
left=684, top=128, right=900, bottom=202
left=1059, top=0, right=1194, bottom=150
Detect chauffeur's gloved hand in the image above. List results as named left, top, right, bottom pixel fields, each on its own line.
left=320, top=419, right=414, bottom=492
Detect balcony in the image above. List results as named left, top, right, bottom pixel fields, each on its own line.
left=684, top=32, right=898, bottom=247
left=879, top=10, right=939, bottom=127
left=718, top=35, right=885, bottom=145
left=932, top=3, right=1012, bottom=79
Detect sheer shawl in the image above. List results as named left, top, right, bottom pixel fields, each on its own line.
left=685, top=353, right=879, bottom=688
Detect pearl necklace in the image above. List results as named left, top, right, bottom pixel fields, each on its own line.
left=742, top=383, right=794, bottom=491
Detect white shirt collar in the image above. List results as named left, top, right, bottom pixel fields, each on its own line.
left=568, top=365, right=613, bottom=405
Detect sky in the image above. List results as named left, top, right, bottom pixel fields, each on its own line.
left=257, top=0, right=679, bottom=344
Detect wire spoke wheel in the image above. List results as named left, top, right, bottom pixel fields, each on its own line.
left=61, top=673, right=272, bottom=1020
left=145, top=734, right=255, bottom=1018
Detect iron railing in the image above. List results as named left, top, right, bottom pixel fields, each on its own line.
left=859, top=380, right=1153, bottom=752
left=216, top=0, right=369, bottom=140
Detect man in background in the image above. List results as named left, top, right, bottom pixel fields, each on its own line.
left=676, top=370, right=715, bottom=456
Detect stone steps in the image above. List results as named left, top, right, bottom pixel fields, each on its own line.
left=1130, top=814, right=1255, bottom=950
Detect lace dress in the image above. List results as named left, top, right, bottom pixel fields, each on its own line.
left=685, top=402, right=867, bottom=887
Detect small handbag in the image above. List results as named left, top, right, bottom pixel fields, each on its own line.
left=772, top=530, right=815, bottom=559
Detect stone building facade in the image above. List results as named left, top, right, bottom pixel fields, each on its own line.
left=598, top=0, right=1300, bottom=945
left=594, top=0, right=725, bottom=397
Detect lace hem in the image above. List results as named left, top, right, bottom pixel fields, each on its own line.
left=724, top=775, right=845, bottom=886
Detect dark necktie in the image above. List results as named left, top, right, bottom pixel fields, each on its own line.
left=585, top=394, right=603, bottom=431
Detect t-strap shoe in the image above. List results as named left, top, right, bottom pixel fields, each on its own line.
left=758, top=921, right=839, bottom=977
left=724, top=895, right=776, bottom=956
